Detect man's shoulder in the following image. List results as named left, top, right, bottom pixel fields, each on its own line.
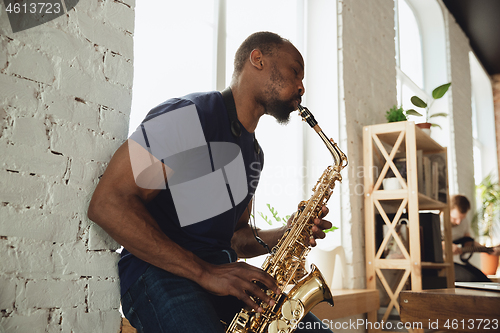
left=145, top=91, right=223, bottom=121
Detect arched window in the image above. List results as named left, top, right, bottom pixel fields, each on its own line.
left=470, top=52, right=497, bottom=184
left=395, top=0, right=450, bottom=137
left=395, top=0, right=426, bottom=116
left=395, top=0, right=458, bottom=193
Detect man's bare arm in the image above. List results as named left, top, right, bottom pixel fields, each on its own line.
left=88, top=140, right=279, bottom=312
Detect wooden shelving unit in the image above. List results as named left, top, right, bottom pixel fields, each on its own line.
left=363, top=122, right=454, bottom=333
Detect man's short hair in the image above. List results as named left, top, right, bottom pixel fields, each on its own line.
left=451, top=194, right=471, bottom=214
left=233, top=31, right=289, bottom=78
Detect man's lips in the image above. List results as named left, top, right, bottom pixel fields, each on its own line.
left=294, top=97, right=302, bottom=109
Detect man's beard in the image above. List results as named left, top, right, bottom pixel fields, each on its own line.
left=263, top=65, right=299, bottom=125
left=265, top=98, right=296, bottom=125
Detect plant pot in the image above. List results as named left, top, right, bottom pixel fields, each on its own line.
left=416, top=122, right=431, bottom=135
left=382, top=177, right=402, bottom=191
left=480, top=252, right=499, bottom=276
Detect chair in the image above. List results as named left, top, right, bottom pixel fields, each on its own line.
left=306, top=245, right=346, bottom=289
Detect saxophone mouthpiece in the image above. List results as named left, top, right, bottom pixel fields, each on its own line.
left=298, top=104, right=348, bottom=169
left=298, top=104, right=318, bottom=129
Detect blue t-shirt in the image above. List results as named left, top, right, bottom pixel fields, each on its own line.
left=119, top=91, right=264, bottom=295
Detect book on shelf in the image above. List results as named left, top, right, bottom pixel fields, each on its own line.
left=423, top=155, right=432, bottom=197
left=417, top=150, right=424, bottom=194
left=427, top=152, right=448, bottom=203
left=431, top=161, right=439, bottom=200
left=417, top=152, right=447, bottom=203
left=420, top=213, right=444, bottom=263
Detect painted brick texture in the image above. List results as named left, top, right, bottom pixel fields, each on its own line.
left=338, top=0, right=397, bottom=290
left=0, top=1, right=134, bottom=332
left=446, top=11, right=475, bottom=198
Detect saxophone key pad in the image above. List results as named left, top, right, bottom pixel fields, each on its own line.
left=268, top=319, right=290, bottom=333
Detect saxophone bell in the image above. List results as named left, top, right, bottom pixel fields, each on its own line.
left=268, top=264, right=333, bottom=333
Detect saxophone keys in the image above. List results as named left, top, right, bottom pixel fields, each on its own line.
left=268, top=319, right=290, bottom=333
left=281, top=299, right=304, bottom=321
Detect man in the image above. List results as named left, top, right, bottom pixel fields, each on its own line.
left=88, top=32, right=334, bottom=332
left=449, top=194, right=500, bottom=282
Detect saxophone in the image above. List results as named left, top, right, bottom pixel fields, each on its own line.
left=226, top=105, right=348, bottom=333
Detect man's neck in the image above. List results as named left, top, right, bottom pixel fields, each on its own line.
left=229, top=80, right=265, bottom=133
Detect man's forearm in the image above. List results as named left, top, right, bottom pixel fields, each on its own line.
left=231, top=224, right=287, bottom=258
left=88, top=193, right=210, bottom=283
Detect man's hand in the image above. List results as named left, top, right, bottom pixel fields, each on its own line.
left=286, top=206, right=333, bottom=247
left=451, top=243, right=462, bottom=255
left=199, top=262, right=280, bottom=313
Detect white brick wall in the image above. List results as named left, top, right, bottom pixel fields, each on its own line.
left=338, top=0, right=397, bottom=290
left=445, top=10, right=475, bottom=199
left=0, top=0, right=134, bottom=332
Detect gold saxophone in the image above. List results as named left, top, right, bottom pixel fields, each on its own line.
left=226, top=105, right=348, bottom=333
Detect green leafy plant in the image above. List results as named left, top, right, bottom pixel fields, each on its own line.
left=385, top=105, right=421, bottom=123
left=259, top=204, right=338, bottom=233
left=259, top=204, right=290, bottom=227
left=407, top=82, right=451, bottom=129
left=472, top=174, right=500, bottom=246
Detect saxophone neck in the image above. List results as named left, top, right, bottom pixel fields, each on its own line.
left=298, top=105, right=348, bottom=168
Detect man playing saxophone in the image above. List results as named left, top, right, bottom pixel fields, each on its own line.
left=88, top=32, right=334, bottom=333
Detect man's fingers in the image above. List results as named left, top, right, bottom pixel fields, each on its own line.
left=221, top=263, right=280, bottom=311
left=314, top=217, right=332, bottom=229
left=244, top=282, right=276, bottom=307
left=240, top=293, right=263, bottom=312
left=321, top=206, right=329, bottom=217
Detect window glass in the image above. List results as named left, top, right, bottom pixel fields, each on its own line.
left=225, top=0, right=300, bottom=85
left=397, top=0, right=423, bottom=88
left=130, top=0, right=216, bottom=134
left=470, top=52, right=497, bottom=184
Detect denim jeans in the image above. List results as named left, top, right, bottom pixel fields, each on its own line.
left=121, top=251, right=333, bottom=333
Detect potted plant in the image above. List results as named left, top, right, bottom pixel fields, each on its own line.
left=407, top=82, right=451, bottom=132
left=473, top=174, right=500, bottom=275
left=384, top=105, right=420, bottom=123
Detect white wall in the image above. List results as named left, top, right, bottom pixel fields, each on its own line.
left=0, top=0, right=135, bottom=331
left=338, top=0, right=398, bottom=293
left=444, top=4, right=475, bottom=200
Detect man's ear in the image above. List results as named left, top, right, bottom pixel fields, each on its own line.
left=249, top=49, right=264, bottom=70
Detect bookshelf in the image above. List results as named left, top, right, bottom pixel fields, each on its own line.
left=363, top=122, right=454, bottom=333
